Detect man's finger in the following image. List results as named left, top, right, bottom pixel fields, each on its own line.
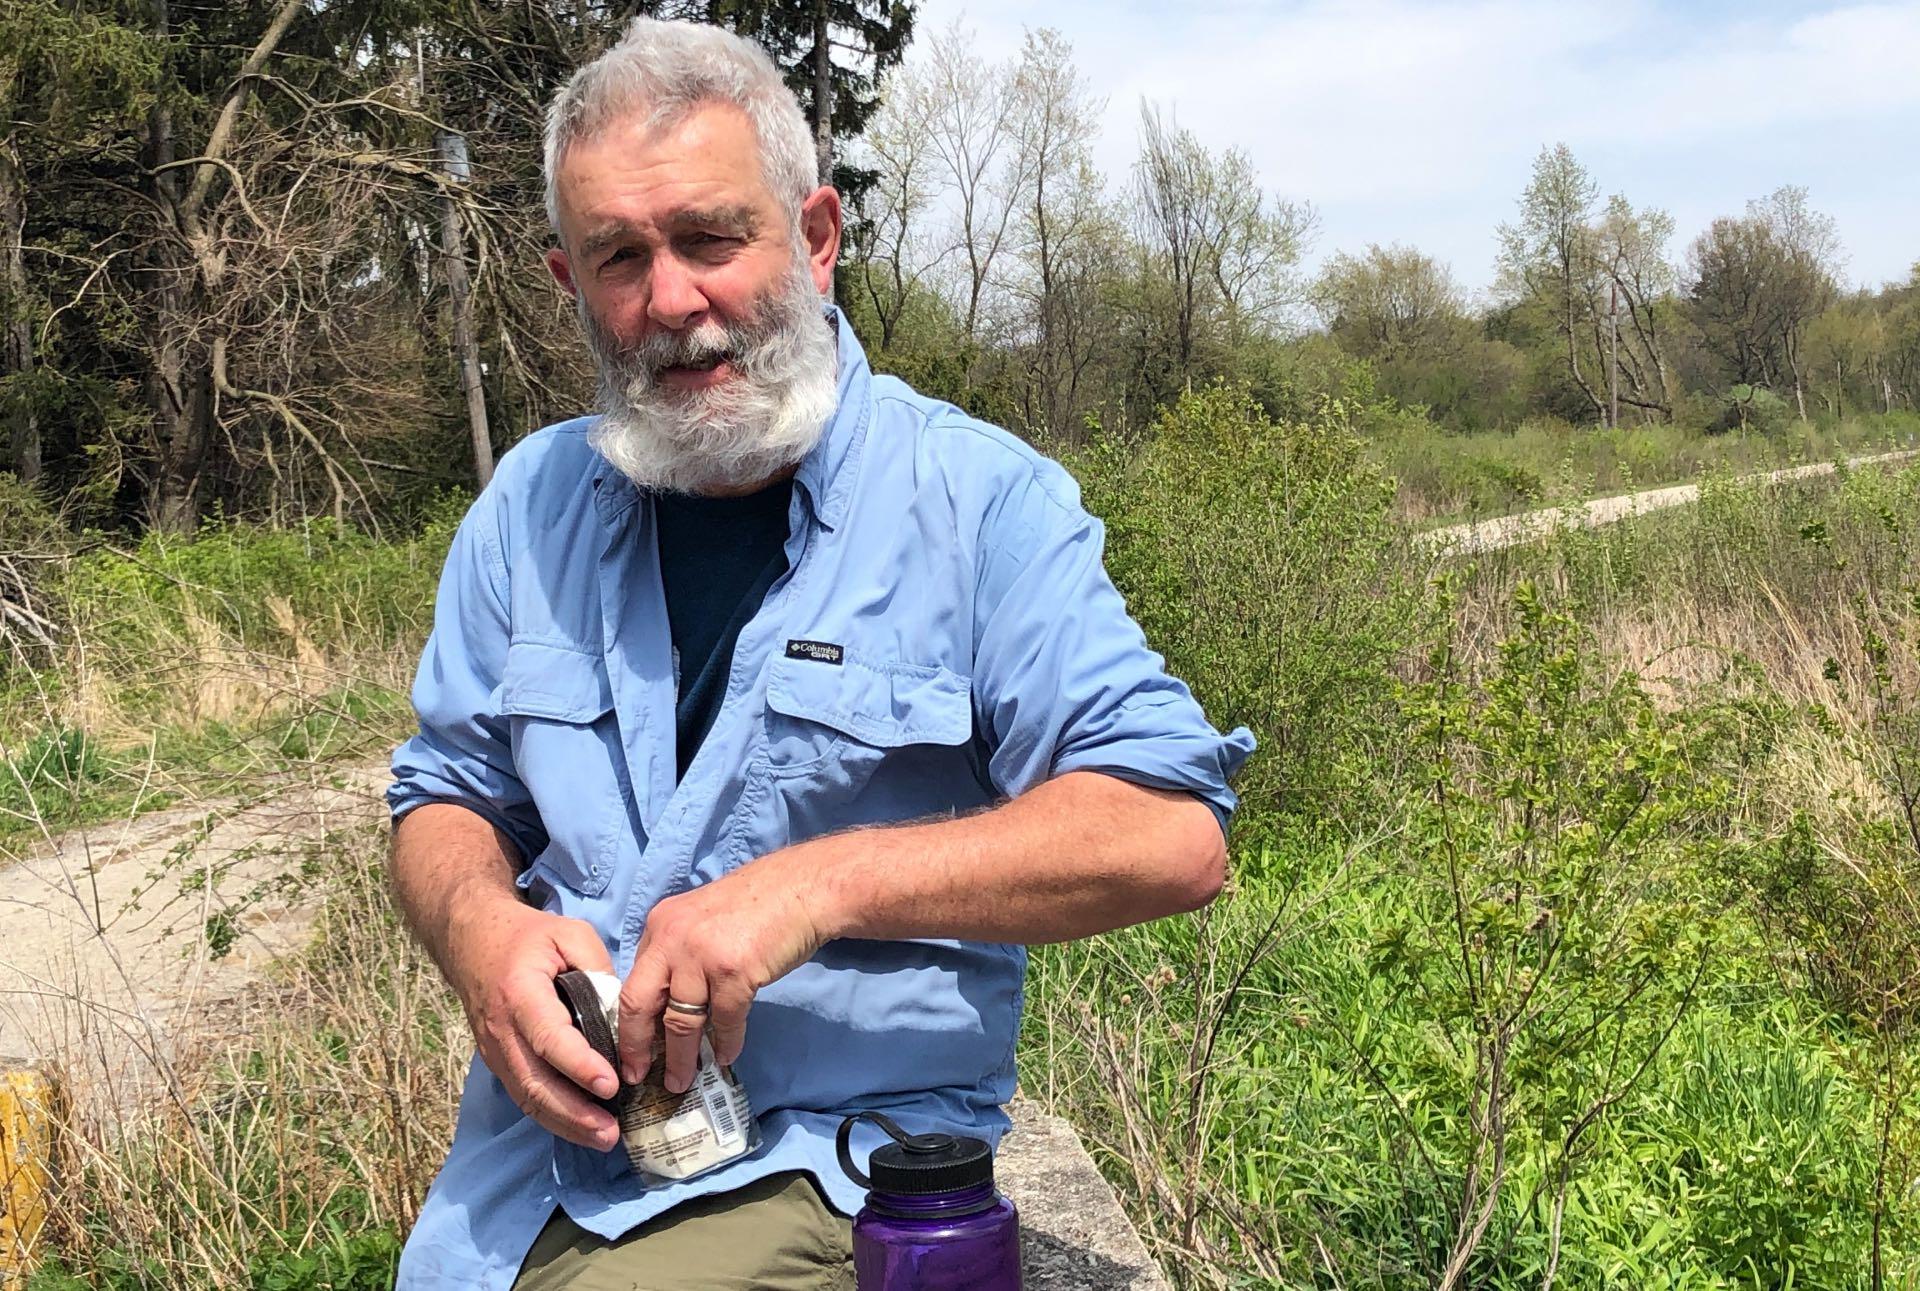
left=707, top=975, right=754, bottom=1070
left=488, top=1028, right=618, bottom=1150
left=513, top=975, right=618, bottom=1100
left=660, top=964, right=710, bottom=1095
left=617, top=950, right=669, bottom=1086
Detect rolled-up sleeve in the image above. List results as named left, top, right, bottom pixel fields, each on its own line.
left=387, top=494, right=548, bottom=862
left=971, top=470, right=1256, bottom=833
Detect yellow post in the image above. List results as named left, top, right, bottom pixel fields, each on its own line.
left=0, top=1063, right=58, bottom=1285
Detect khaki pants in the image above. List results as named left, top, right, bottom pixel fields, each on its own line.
left=513, top=1171, right=854, bottom=1291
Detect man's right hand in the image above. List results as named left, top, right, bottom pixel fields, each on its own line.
left=444, top=895, right=623, bottom=1151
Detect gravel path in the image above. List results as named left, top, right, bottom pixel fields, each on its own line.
left=1422, top=449, right=1920, bottom=555
left=0, top=764, right=388, bottom=1102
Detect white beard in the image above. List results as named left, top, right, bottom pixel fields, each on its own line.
left=582, top=253, right=840, bottom=495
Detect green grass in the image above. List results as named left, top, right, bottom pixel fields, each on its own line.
left=1025, top=842, right=1902, bottom=1287
left=1373, top=412, right=1920, bottom=526
left=0, top=501, right=457, bottom=854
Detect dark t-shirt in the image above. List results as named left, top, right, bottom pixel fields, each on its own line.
left=652, top=478, right=795, bottom=780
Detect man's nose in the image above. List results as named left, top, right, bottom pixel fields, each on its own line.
left=646, top=257, right=708, bottom=331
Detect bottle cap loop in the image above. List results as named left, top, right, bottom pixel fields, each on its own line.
left=836, top=1110, right=995, bottom=1198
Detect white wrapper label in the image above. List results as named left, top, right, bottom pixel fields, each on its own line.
left=567, top=971, right=760, bottom=1181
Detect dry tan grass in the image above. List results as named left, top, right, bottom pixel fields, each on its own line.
left=0, top=559, right=446, bottom=1282
left=1752, top=722, right=1900, bottom=849
left=68, top=598, right=380, bottom=738
left=31, top=827, right=462, bottom=1287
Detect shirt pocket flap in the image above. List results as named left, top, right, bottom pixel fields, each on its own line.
left=766, top=654, right=972, bottom=748
left=497, top=641, right=615, bottom=723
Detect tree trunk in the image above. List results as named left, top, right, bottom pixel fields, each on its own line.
left=1562, top=291, right=1603, bottom=424
left=437, top=131, right=493, bottom=489
left=143, top=0, right=208, bottom=533
left=138, top=0, right=304, bottom=530
left=811, top=0, right=832, bottom=186
left=0, top=141, right=38, bottom=484
left=1607, top=282, right=1619, bottom=430
left=149, top=327, right=212, bottom=534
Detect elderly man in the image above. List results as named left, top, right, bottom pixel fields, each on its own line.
left=387, top=17, right=1252, bottom=1290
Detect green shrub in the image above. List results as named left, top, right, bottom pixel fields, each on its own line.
left=1722, top=384, right=1793, bottom=436
left=1074, top=383, right=1432, bottom=830
left=0, top=726, right=116, bottom=824
left=1020, top=583, right=1856, bottom=1286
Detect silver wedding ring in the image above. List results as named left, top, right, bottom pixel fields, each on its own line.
left=665, top=997, right=711, bottom=1017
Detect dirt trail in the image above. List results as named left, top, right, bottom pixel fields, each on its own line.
left=0, top=763, right=388, bottom=1103
left=1422, top=449, right=1920, bottom=555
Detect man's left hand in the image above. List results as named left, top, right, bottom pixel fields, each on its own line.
left=616, top=850, right=831, bottom=1093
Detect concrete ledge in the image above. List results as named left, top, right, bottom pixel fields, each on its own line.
left=999, top=1098, right=1169, bottom=1291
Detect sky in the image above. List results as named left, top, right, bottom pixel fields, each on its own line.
left=906, top=0, right=1920, bottom=301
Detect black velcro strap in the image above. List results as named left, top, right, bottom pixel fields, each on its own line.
left=555, top=970, right=621, bottom=1113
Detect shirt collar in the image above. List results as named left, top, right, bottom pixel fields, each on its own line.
left=592, top=303, right=871, bottom=533
left=790, top=304, right=871, bottom=533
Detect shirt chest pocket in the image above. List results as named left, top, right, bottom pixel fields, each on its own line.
left=498, top=640, right=633, bottom=899
left=754, top=651, right=982, bottom=851
left=763, top=652, right=974, bottom=779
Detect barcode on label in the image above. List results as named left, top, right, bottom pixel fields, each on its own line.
left=704, top=1077, right=740, bottom=1140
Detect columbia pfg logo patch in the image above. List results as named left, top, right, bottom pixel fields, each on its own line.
left=785, top=639, right=844, bottom=665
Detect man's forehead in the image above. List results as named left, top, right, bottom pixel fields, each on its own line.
left=557, top=102, right=771, bottom=215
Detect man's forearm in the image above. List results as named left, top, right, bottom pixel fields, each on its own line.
left=389, top=801, right=527, bottom=980
left=787, top=770, right=1227, bottom=946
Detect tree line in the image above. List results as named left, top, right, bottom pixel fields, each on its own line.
left=841, top=33, right=1920, bottom=450
left=3, top=5, right=1916, bottom=537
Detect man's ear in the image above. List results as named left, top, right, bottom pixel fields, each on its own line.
left=799, top=187, right=842, bottom=296
left=546, top=246, right=578, bottom=299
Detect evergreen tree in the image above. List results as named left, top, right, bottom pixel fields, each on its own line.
left=718, top=0, right=917, bottom=203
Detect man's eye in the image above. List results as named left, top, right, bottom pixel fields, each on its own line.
left=605, top=248, right=634, bottom=265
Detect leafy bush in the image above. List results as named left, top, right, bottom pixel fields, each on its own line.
left=1075, top=383, right=1432, bottom=830
left=1722, top=384, right=1793, bottom=436
left=1019, top=578, right=1874, bottom=1287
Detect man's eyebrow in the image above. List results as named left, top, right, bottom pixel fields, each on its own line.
left=671, top=205, right=759, bottom=237
left=580, top=221, right=643, bottom=260
left=578, top=207, right=760, bottom=260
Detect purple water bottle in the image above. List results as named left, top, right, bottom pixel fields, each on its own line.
left=836, top=1111, right=1023, bottom=1290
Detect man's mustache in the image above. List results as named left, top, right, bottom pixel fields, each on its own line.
left=621, top=326, right=738, bottom=377
left=585, top=308, right=780, bottom=389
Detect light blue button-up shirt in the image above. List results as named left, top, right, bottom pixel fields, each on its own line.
left=387, top=309, right=1254, bottom=1288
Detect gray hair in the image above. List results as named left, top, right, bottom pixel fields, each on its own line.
left=543, top=18, right=818, bottom=235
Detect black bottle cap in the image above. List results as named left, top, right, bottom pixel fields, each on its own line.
left=837, top=1111, right=994, bottom=1197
